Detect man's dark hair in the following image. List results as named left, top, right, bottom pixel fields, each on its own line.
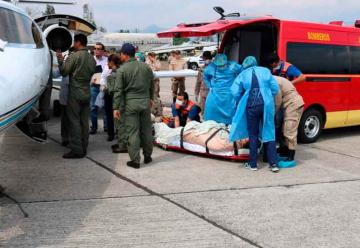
left=177, top=92, right=189, bottom=101
left=202, top=51, right=212, bottom=60
left=95, top=42, right=105, bottom=51
left=266, top=53, right=280, bottom=64
left=108, top=54, right=121, bottom=67
left=74, top=34, right=88, bottom=47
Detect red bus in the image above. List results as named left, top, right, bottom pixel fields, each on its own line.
left=158, top=15, right=360, bottom=143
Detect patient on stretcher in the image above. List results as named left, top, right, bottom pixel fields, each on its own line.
left=154, top=121, right=249, bottom=157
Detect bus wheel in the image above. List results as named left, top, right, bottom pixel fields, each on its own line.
left=189, top=63, right=198, bottom=70
left=298, top=109, right=323, bottom=143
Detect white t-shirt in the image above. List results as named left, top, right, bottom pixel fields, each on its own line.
left=94, top=56, right=110, bottom=86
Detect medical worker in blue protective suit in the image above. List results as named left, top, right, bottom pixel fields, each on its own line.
left=203, top=54, right=243, bottom=124
left=229, top=56, right=280, bottom=172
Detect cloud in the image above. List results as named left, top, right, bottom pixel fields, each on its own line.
left=49, top=0, right=360, bottom=31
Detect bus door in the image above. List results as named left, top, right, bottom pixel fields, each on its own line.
left=346, top=35, right=360, bottom=125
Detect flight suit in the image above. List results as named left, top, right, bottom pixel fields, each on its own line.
left=59, top=48, right=96, bottom=154
left=194, top=69, right=209, bottom=114
left=275, top=76, right=304, bottom=150
left=113, top=58, right=154, bottom=163
left=38, top=73, right=53, bottom=121
left=59, top=76, right=70, bottom=144
left=107, top=70, right=127, bottom=149
left=146, top=59, right=162, bottom=98
left=169, top=58, right=186, bottom=97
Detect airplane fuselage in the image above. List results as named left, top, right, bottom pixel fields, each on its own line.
left=0, top=1, right=51, bottom=133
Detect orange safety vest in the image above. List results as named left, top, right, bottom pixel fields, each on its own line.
left=274, top=61, right=293, bottom=80
left=176, top=100, right=195, bottom=117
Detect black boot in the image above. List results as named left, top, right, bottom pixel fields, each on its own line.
left=127, top=161, right=140, bottom=169
left=287, top=150, right=296, bottom=161
left=61, top=141, right=69, bottom=147
left=63, top=151, right=85, bottom=159
left=0, top=184, right=5, bottom=194
left=107, top=135, right=115, bottom=142
left=144, top=156, right=152, bottom=164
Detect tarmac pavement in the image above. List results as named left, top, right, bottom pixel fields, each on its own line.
left=1, top=77, right=360, bottom=248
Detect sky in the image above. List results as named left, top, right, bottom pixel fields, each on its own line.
left=24, top=0, right=360, bottom=32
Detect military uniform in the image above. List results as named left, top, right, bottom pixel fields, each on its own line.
left=275, top=76, right=304, bottom=150
left=113, top=58, right=154, bottom=164
left=146, top=58, right=162, bottom=98
left=106, top=69, right=127, bottom=149
left=151, top=97, right=163, bottom=118
left=169, top=58, right=186, bottom=97
left=59, top=48, right=96, bottom=155
left=194, top=69, right=209, bottom=114
left=59, top=76, right=70, bottom=144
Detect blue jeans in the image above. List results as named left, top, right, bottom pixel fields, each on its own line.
left=246, top=104, right=277, bottom=168
left=90, top=86, right=107, bottom=131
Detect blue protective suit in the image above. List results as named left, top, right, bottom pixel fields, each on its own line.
left=229, top=66, right=279, bottom=142
left=203, top=61, right=243, bottom=124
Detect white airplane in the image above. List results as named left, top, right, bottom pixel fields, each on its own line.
left=0, top=0, right=95, bottom=141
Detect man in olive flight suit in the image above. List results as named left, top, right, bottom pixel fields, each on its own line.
left=103, top=54, right=128, bottom=154
left=113, top=43, right=154, bottom=169
left=57, top=34, right=96, bottom=159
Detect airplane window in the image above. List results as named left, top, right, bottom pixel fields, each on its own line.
left=0, top=8, right=38, bottom=48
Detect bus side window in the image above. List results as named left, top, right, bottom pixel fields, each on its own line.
left=350, top=47, right=360, bottom=74
left=287, top=43, right=350, bottom=74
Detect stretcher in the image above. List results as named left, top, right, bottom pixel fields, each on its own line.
left=154, top=125, right=250, bottom=162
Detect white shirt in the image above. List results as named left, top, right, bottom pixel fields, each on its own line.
left=94, top=55, right=110, bottom=86
left=100, top=68, right=112, bottom=87
left=94, top=55, right=108, bottom=71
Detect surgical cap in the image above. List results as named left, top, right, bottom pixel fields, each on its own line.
left=242, top=56, right=258, bottom=69
left=214, top=54, right=228, bottom=67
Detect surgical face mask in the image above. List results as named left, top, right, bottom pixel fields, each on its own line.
left=176, top=99, right=183, bottom=106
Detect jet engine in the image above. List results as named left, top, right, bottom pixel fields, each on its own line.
left=35, top=14, right=96, bottom=52
left=43, top=24, right=73, bottom=52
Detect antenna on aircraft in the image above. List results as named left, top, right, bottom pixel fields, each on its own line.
left=213, top=6, right=240, bottom=20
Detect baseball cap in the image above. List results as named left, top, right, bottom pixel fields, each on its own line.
left=120, top=43, right=136, bottom=56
